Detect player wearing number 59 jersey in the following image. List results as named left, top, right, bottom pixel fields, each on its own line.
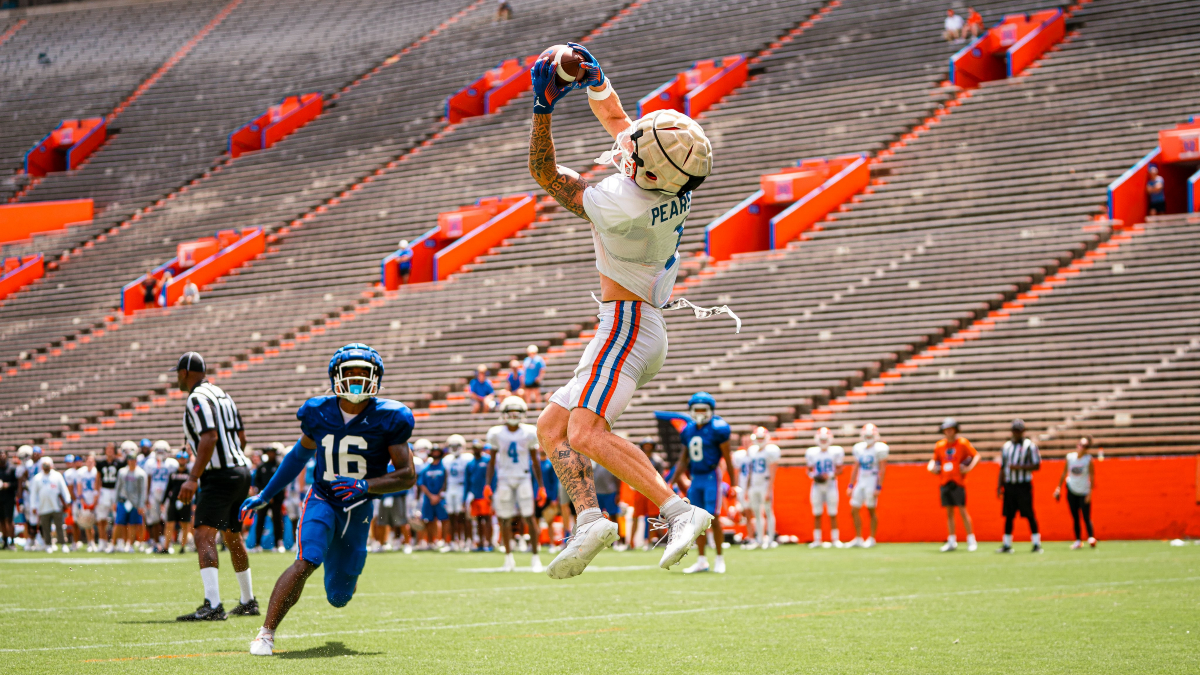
left=241, top=344, right=416, bottom=656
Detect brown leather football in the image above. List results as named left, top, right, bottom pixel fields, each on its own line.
left=540, top=44, right=585, bottom=87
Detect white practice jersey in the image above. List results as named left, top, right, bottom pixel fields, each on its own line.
left=583, top=173, right=692, bottom=307
left=445, top=453, right=468, bottom=492
left=851, top=441, right=888, bottom=477
left=144, top=457, right=175, bottom=499
left=487, top=423, right=538, bottom=480
left=747, top=443, right=781, bottom=489
left=805, top=445, right=845, bottom=477
left=731, top=449, right=750, bottom=491
left=73, top=466, right=98, bottom=508
left=1065, top=452, right=1092, bottom=495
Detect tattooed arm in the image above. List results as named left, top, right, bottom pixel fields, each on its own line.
left=529, top=113, right=590, bottom=222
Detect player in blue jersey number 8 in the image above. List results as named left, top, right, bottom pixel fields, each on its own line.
left=239, top=343, right=417, bottom=656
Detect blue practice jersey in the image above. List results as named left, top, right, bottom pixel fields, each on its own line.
left=540, top=458, right=559, bottom=500
left=680, top=416, right=731, bottom=475
left=465, top=453, right=491, bottom=497
left=419, top=460, right=446, bottom=493
left=297, top=395, right=414, bottom=507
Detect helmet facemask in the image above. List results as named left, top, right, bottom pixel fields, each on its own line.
left=333, top=360, right=379, bottom=404
left=499, top=395, right=527, bottom=428
left=689, top=404, right=712, bottom=426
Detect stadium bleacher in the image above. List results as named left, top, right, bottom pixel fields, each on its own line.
left=1, top=0, right=1197, bottom=470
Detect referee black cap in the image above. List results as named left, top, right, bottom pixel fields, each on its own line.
left=177, top=351, right=206, bottom=373
left=1011, top=418, right=1026, bottom=432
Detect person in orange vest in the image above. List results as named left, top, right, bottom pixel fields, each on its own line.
left=929, top=418, right=980, bottom=552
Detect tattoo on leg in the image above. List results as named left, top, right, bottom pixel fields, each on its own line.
left=548, top=441, right=598, bottom=511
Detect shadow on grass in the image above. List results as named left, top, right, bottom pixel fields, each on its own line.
left=278, top=641, right=381, bottom=659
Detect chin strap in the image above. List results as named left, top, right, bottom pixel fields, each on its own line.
left=662, top=297, right=741, bottom=333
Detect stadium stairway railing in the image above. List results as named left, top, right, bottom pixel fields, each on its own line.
left=228, top=93, right=324, bottom=158
left=949, top=8, right=1065, bottom=89
left=0, top=254, right=44, bottom=305
left=23, top=118, right=106, bottom=177
left=637, top=54, right=748, bottom=118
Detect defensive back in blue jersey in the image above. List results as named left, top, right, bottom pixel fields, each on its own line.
left=680, top=416, right=730, bottom=475
left=298, top=395, right=414, bottom=507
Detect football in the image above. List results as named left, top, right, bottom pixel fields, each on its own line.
left=813, top=473, right=828, bottom=484
left=540, top=44, right=586, bottom=87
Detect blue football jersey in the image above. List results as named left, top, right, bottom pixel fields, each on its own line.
left=297, top=395, right=414, bottom=507
left=680, top=416, right=731, bottom=475
left=419, top=461, right=447, bottom=493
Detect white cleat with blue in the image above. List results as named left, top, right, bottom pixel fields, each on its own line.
left=658, top=505, right=713, bottom=570
left=249, top=629, right=274, bottom=656
left=547, top=518, right=618, bottom=579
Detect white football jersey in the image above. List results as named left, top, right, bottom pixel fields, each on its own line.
left=487, top=423, right=539, bottom=479
left=805, top=445, right=845, bottom=476
left=583, top=173, right=692, bottom=307
left=851, top=441, right=888, bottom=477
left=445, top=453, right=468, bottom=490
left=731, top=449, right=750, bottom=491
left=145, top=457, right=174, bottom=498
left=1065, top=452, right=1092, bottom=495
left=74, top=466, right=98, bottom=507
left=747, top=443, right=781, bottom=489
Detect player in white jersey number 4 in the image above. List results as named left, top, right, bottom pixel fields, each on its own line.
left=527, top=43, right=739, bottom=578
left=486, top=397, right=546, bottom=573
left=847, top=424, right=888, bottom=548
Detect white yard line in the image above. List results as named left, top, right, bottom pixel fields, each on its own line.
left=1, top=575, right=1196, bottom=654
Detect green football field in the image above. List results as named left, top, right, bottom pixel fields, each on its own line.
left=1, top=541, right=1196, bottom=674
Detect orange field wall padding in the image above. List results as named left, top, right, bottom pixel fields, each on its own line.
left=770, top=456, right=1200, bottom=542
left=0, top=254, right=44, bottom=301
left=0, top=199, right=93, bottom=244
left=229, top=93, right=323, bottom=158
left=950, top=9, right=1063, bottom=88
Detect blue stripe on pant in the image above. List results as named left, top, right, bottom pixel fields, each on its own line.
left=297, top=495, right=373, bottom=607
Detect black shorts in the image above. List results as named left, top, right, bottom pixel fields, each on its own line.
left=166, top=498, right=193, bottom=524
left=0, top=498, right=15, bottom=523
left=1002, top=482, right=1035, bottom=519
left=193, top=467, right=251, bottom=532
left=940, top=482, right=966, bottom=507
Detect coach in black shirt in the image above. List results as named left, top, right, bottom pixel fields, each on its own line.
left=251, top=443, right=286, bottom=552
left=174, top=351, right=258, bottom=622
left=997, top=419, right=1042, bottom=554
left=0, top=450, right=18, bottom=549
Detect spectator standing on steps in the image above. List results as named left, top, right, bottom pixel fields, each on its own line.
left=1055, top=436, right=1097, bottom=549
left=1146, top=165, right=1166, bottom=216
left=929, top=418, right=979, bottom=552
left=997, top=419, right=1042, bottom=554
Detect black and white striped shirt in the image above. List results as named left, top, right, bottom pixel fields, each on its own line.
left=183, top=381, right=248, bottom=471
left=999, top=438, right=1040, bottom=484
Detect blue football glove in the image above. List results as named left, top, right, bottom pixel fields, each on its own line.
left=567, top=42, right=605, bottom=89
left=331, top=476, right=370, bottom=501
left=531, top=57, right=573, bottom=115
left=238, top=494, right=267, bottom=522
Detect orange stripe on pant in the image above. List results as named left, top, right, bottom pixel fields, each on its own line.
left=578, top=303, right=625, bottom=408
left=598, top=303, right=641, bottom=418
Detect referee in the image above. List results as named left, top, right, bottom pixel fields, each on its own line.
left=997, top=419, right=1042, bottom=554
left=174, top=352, right=258, bottom=621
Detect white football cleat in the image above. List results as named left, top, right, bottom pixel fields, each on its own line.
left=848, top=537, right=863, bottom=548
left=502, top=553, right=516, bottom=572
left=967, top=540, right=978, bottom=552
left=940, top=540, right=957, bottom=552
left=658, top=506, right=712, bottom=570
left=530, top=555, right=544, bottom=574
left=403, top=544, right=413, bottom=555
left=547, top=518, right=618, bottom=579
left=864, top=537, right=876, bottom=548
left=682, top=558, right=710, bottom=574
left=741, top=540, right=759, bottom=551
left=712, top=557, right=726, bottom=574
left=808, top=540, right=822, bottom=549
left=249, top=629, right=274, bottom=656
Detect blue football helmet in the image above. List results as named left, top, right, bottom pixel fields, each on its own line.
left=329, top=343, right=384, bottom=404
left=688, top=391, right=716, bottom=425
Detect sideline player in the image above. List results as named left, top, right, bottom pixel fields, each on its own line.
left=419, top=444, right=450, bottom=551
left=487, top=396, right=545, bottom=572
left=465, top=439, right=493, bottom=551
left=745, top=427, right=780, bottom=549
left=1054, top=435, right=1096, bottom=549
left=847, top=424, right=888, bottom=548
left=527, top=42, right=737, bottom=578
left=95, top=442, right=122, bottom=552
left=671, top=392, right=737, bottom=574
left=929, top=418, right=980, bottom=552
left=73, top=453, right=100, bottom=551
left=806, top=428, right=844, bottom=548
left=240, top=343, right=416, bottom=656
left=144, top=440, right=173, bottom=552
left=443, top=434, right=469, bottom=551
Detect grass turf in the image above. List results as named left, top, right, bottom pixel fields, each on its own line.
left=0, top=541, right=1196, bottom=674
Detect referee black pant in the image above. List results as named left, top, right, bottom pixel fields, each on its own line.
left=254, top=494, right=286, bottom=549
left=1002, top=482, right=1038, bottom=535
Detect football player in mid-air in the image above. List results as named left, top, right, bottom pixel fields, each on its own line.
left=806, top=427, right=845, bottom=548
left=745, top=427, right=781, bottom=549
left=240, top=344, right=416, bottom=656
left=671, top=393, right=738, bottom=574
left=847, top=423, right=888, bottom=548
left=527, top=42, right=739, bottom=578
left=487, top=396, right=546, bottom=572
